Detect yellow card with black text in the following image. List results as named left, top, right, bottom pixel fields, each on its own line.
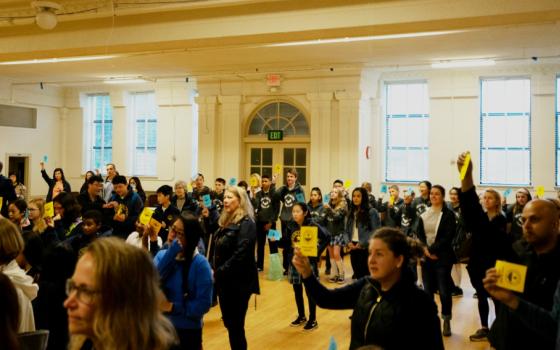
left=299, top=226, right=318, bottom=257
left=495, top=260, right=527, bottom=293
left=44, top=201, right=54, bottom=218
left=139, top=207, right=154, bottom=225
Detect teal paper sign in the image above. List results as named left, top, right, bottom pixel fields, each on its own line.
left=296, top=193, right=305, bottom=203
left=202, top=194, right=212, bottom=207
left=228, top=178, right=237, bottom=186
left=380, top=184, right=388, bottom=194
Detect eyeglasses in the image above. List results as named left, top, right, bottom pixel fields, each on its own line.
left=65, top=279, right=100, bottom=305
left=170, top=224, right=185, bottom=237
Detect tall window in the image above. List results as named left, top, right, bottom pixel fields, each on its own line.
left=132, top=91, right=157, bottom=176
left=557, top=76, right=560, bottom=185
left=85, top=94, right=112, bottom=172
left=480, top=78, right=531, bottom=185
left=384, top=81, right=429, bottom=182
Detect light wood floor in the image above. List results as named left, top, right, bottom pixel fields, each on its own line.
left=202, top=254, right=495, bottom=350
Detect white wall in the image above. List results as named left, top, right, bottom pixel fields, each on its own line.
left=63, top=80, right=199, bottom=192
left=0, top=78, right=64, bottom=198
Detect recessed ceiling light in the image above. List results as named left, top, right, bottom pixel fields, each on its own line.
left=0, top=55, right=117, bottom=65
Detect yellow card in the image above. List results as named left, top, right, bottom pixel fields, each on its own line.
left=299, top=226, right=318, bottom=257
left=149, top=218, right=162, bottom=235
left=0, top=196, right=3, bottom=212
left=343, top=180, right=352, bottom=189
left=536, top=186, right=545, bottom=198
left=139, top=207, right=154, bottom=225
left=250, top=176, right=259, bottom=187
left=44, top=201, right=54, bottom=218
left=274, top=164, right=282, bottom=174
left=187, top=182, right=193, bottom=192
left=495, top=260, right=527, bottom=293
left=389, top=195, right=395, bottom=206
left=460, top=152, right=471, bottom=180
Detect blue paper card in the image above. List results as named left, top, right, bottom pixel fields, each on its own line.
left=408, top=186, right=413, bottom=194
left=228, top=178, right=237, bottom=186
left=267, top=229, right=281, bottom=240
left=328, top=336, right=337, bottom=350
left=503, top=188, right=512, bottom=197
left=323, top=194, right=330, bottom=204
left=296, top=192, right=305, bottom=203
left=380, top=184, right=388, bottom=194
left=43, top=155, right=48, bottom=163
left=202, top=194, right=212, bottom=207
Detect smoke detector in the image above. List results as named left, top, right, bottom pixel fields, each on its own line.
left=31, top=1, right=61, bottom=30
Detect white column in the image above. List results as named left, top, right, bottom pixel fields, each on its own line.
left=217, top=95, right=243, bottom=180
left=307, top=92, right=333, bottom=192
left=335, top=91, right=361, bottom=187
left=196, top=95, right=218, bottom=181
left=109, top=90, right=130, bottom=173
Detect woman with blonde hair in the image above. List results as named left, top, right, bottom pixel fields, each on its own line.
left=64, top=237, right=177, bottom=350
left=28, top=198, right=59, bottom=247
left=209, top=186, right=259, bottom=350
left=324, top=187, right=348, bottom=283
left=0, top=219, right=38, bottom=332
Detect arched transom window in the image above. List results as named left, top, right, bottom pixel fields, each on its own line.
left=248, top=101, right=309, bottom=136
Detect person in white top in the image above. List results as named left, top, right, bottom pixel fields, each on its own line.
left=0, top=218, right=39, bottom=332
left=126, top=219, right=163, bottom=257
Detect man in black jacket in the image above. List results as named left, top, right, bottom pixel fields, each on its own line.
left=0, top=161, right=17, bottom=218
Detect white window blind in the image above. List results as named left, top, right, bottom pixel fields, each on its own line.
left=384, top=82, right=429, bottom=182
left=480, top=78, right=531, bottom=185
left=132, top=91, right=157, bottom=176
left=85, top=94, right=112, bottom=172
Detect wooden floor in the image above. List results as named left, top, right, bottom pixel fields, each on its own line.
left=203, top=254, right=495, bottom=350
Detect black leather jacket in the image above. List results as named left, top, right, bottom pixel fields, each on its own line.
left=210, top=215, right=259, bottom=295
left=303, top=273, right=443, bottom=350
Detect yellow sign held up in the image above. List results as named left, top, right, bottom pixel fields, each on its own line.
left=535, top=186, right=545, bottom=198
left=299, top=226, right=318, bottom=257
left=250, top=176, right=259, bottom=188
left=274, top=164, right=282, bottom=174
left=0, top=196, right=3, bottom=212
left=139, top=207, right=154, bottom=225
left=460, top=152, right=471, bottom=180
left=44, top=202, right=54, bottom=218
left=495, top=260, right=527, bottom=293
left=343, top=180, right=352, bottom=189
left=389, top=195, right=395, bottom=206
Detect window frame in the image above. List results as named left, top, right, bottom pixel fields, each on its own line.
left=383, top=80, right=430, bottom=183
left=84, top=93, right=112, bottom=174
left=131, top=91, right=157, bottom=177
left=556, top=75, right=560, bottom=186
left=479, top=76, right=532, bottom=186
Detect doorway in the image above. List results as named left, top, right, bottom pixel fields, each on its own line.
left=247, top=144, right=309, bottom=191
left=7, top=154, right=30, bottom=196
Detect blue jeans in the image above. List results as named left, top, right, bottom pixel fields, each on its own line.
left=422, top=260, right=453, bottom=318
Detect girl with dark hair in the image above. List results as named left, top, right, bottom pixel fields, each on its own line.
left=410, top=180, right=432, bottom=235
left=9, top=172, right=26, bottom=201
left=308, top=187, right=325, bottom=226
left=286, top=202, right=328, bottom=331
left=416, top=184, right=456, bottom=337
left=292, top=227, right=443, bottom=350
left=129, top=176, right=147, bottom=204
left=155, top=214, right=213, bottom=350
left=0, top=272, right=20, bottom=350
left=79, top=171, right=95, bottom=194
left=324, top=187, right=348, bottom=283
left=346, top=188, right=380, bottom=279
left=53, top=192, right=82, bottom=240
left=7, top=199, right=32, bottom=232
left=40, top=162, right=71, bottom=202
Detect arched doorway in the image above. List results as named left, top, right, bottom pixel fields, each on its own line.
left=245, top=100, right=310, bottom=188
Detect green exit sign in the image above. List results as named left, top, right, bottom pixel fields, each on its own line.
left=268, top=130, right=283, bottom=141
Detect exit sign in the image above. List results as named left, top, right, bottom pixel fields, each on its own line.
left=268, top=130, right=283, bottom=141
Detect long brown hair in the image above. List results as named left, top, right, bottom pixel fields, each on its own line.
left=68, top=237, right=176, bottom=350
left=29, top=198, right=48, bottom=234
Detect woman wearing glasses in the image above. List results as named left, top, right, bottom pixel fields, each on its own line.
left=154, top=214, right=213, bottom=350
left=64, top=237, right=177, bottom=350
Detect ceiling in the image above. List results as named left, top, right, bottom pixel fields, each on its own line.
left=0, top=0, right=559, bottom=84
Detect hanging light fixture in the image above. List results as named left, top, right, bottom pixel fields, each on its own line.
left=31, top=1, right=61, bottom=30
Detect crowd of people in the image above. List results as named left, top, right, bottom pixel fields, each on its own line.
left=0, top=153, right=559, bottom=350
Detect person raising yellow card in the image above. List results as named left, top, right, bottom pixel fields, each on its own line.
left=299, top=226, right=318, bottom=257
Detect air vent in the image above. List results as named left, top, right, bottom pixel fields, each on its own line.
left=0, top=104, right=37, bottom=128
